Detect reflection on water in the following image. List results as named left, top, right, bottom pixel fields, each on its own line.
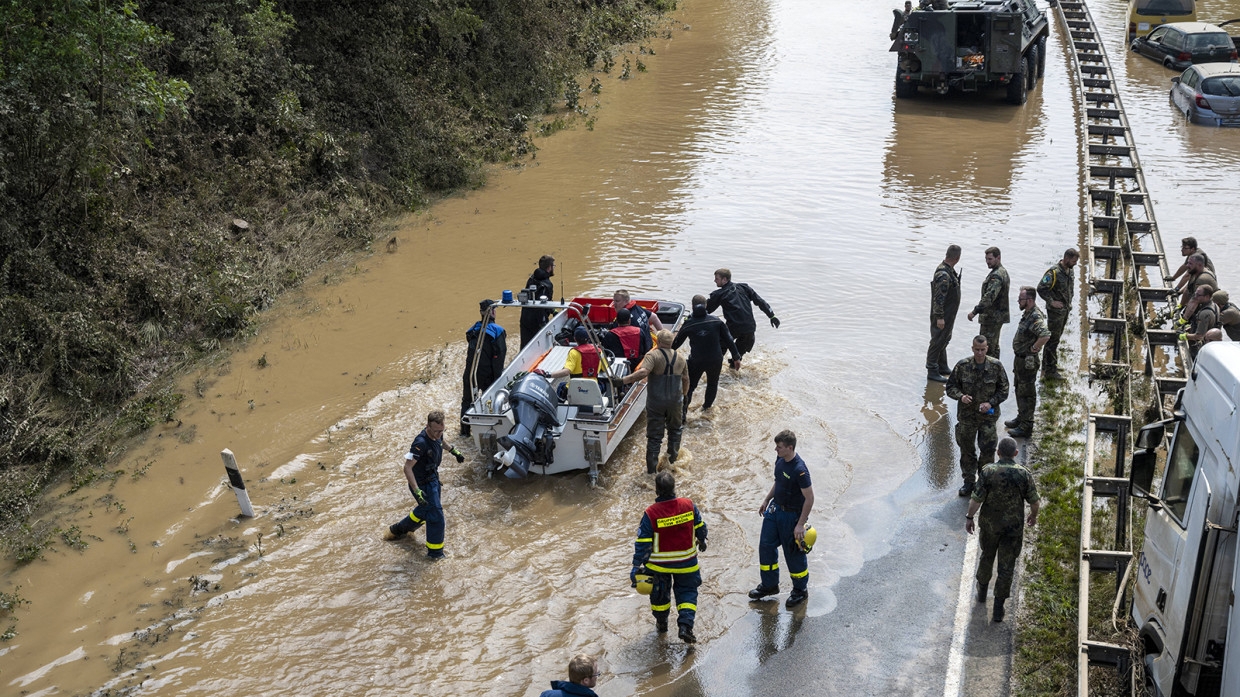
left=920, top=381, right=957, bottom=490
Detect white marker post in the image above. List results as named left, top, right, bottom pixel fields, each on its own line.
left=220, top=449, right=255, bottom=518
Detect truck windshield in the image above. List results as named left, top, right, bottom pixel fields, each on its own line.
left=1163, top=425, right=1199, bottom=523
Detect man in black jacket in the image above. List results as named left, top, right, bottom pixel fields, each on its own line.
left=673, top=295, right=742, bottom=417
left=706, top=268, right=779, bottom=357
left=520, top=255, right=556, bottom=348
left=461, top=299, right=507, bottom=437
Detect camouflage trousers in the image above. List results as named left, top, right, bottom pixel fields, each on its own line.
left=955, top=417, right=997, bottom=484
left=1044, top=308, right=1069, bottom=374
left=976, top=524, right=1025, bottom=601
left=979, top=322, right=1003, bottom=359
left=1013, top=364, right=1038, bottom=432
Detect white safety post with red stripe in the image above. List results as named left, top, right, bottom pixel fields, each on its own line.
left=220, top=448, right=255, bottom=518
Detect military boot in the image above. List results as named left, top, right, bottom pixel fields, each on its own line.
left=993, top=598, right=1006, bottom=622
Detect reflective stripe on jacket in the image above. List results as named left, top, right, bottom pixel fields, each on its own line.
left=634, top=496, right=705, bottom=573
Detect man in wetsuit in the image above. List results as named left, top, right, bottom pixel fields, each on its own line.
left=622, top=330, right=689, bottom=474
left=384, top=411, right=465, bottom=558
left=706, top=268, right=779, bottom=358
left=673, top=294, right=741, bottom=417
left=520, top=255, right=556, bottom=348
left=460, top=299, right=506, bottom=437
left=631, top=471, right=708, bottom=644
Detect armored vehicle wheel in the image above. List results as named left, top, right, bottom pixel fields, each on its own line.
left=1006, top=56, right=1029, bottom=105
left=895, top=67, right=917, bottom=98
left=1026, top=45, right=1038, bottom=90
left=1037, top=36, right=1047, bottom=78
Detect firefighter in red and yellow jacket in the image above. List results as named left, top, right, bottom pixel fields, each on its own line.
left=631, top=471, right=708, bottom=644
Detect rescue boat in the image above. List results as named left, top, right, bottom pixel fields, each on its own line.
left=463, top=295, right=686, bottom=485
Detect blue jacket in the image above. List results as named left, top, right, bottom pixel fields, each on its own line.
left=538, top=680, right=598, bottom=697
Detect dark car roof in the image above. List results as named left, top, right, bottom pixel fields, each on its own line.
left=1158, top=21, right=1227, bottom=33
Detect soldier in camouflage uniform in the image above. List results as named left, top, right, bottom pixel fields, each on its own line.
left=966, top=438, right=1039, bottom=622
left=927, top=244, right=962, bottom=383
left=1036, top=248, right=1078, bottom=380
left=1179, top=284, right=1219, bottom=361
left=967, top=247, right=1010, bottom=359
left=1006, top=287, right=1050, bottom=439
left=946, top=335, right=1009, bottom=497
left=1213, top=289, right=1240, bottom=342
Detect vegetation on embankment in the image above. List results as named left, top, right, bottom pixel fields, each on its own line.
left=1012, top=378, right=1087, bottom=695
left=1014, top=373, right=1155, bottom=695
left=0, top=0, right=672, bottom=552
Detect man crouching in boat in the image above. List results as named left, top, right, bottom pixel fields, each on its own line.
left=543, top=327, right=610, bottom=400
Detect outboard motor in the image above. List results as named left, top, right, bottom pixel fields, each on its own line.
left=495, top=374, right=560, bottom=478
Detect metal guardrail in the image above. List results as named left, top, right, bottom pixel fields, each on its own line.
left=1050, top=0, right=1190, bottom=693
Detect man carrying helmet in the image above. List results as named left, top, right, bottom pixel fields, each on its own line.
left=749, top=430, right=815, bottom=609
left=383, top=411, right=465, bottom=558
left=631, top=471, right=708, bottom=643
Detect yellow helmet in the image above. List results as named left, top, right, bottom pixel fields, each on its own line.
left=635, top=571, right=654, bottom=595
left=798, top=525, right=817, bottom=553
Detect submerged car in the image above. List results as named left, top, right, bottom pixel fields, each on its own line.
left=1170, top=62, right=1240, bottom=125
left=1130, top=22, right=1238, bottom=70
left=1127, top=0, right=1196, bottom=41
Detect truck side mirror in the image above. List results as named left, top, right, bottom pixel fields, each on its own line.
left=1130, top=421, right=1165, bottom=497
left=1131, top=449, right=1157, bottom=497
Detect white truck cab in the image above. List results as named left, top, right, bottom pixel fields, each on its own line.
left=1131, top=342, right=1240, bottom=697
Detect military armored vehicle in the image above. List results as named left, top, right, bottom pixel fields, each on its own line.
left=890, top=0, right=1050, bottom=104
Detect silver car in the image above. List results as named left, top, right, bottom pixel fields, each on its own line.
left=1170, top=62, right=1240, bottom=125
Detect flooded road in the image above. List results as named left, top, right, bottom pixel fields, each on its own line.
left=5, top=0, right=1240, bottom=694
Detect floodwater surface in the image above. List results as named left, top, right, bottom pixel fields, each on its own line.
left=5, top=0, right=1240, bottom=694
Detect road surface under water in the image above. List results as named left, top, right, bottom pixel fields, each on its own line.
left=4, top=0, right=1240, bottom=694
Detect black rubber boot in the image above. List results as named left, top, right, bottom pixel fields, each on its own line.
left=678, top=623, right=696, bottom=643
left=655, top=614, right=669, bottom=633
left=993, top=598, right=1006, bottom=622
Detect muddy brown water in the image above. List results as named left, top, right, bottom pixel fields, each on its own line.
left=6, top=0, right=1240, bottom=694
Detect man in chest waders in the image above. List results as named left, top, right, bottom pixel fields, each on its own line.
left=623, top=330, right=690, bottom=474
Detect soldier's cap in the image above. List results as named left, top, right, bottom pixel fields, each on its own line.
left=616, top=307, right=631, bottom=324
left=479, top=298, right=496, bottom=311
left=1213, top=289, right=1229, bottom=306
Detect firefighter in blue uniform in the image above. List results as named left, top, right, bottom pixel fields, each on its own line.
left=384, top=411, right=464, bottom=558
left=631, top=471, right=708, bottom=643
left=749, top=429, right=815, bottom=609
left=460, top=299, right=507, bottom=437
